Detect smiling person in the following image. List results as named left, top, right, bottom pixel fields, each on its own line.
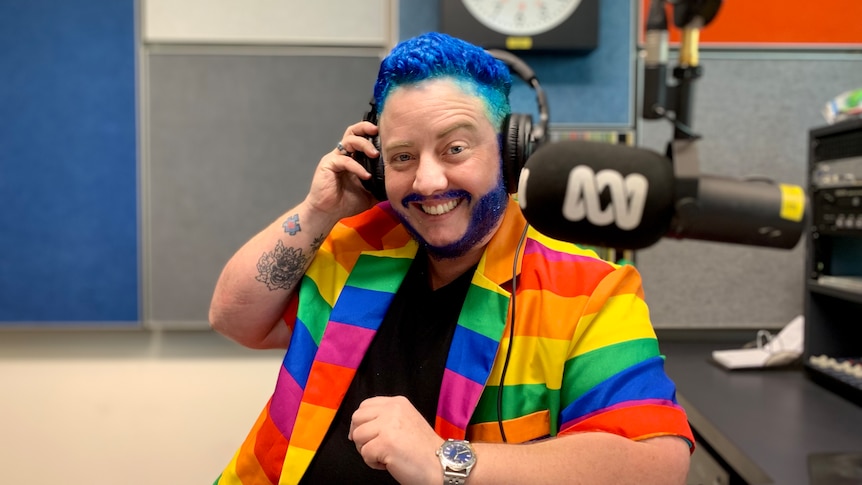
left=209, top=32, right=694, bottom=485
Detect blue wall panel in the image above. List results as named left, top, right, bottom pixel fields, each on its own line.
left=0, top=0, right=138, bottom=324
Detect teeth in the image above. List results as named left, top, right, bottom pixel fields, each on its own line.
left=421, top=199, right=459, bottom=215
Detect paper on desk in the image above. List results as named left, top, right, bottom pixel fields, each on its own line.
left=711, top=315, right=804, bottom=370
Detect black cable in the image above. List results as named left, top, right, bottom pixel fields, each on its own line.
left=652, top=106, right=702, bottom=140
left=496, top=223, right=530, bottom=443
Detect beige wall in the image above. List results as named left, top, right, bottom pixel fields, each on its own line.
left=0, top=330, right=283, bottom=485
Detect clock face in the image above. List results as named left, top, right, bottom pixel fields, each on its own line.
left=461, top=0, right=584, bottom=36
left=440, top=0, right=599, bottom=52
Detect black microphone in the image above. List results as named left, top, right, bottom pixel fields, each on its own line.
left=517, top=140, right=807, bottom=250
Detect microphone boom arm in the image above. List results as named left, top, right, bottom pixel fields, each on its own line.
left=642, top=0, right=722, bottom=141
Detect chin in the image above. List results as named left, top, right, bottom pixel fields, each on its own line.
left=416, top=225, right=469, bottom=246
left=397, top=181, right=509, bottom=260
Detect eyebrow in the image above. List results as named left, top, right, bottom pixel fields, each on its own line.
left=438, top=121, right=479, bottom=139
left=383, top=122, right=480, bottom=153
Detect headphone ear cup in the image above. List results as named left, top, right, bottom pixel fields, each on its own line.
left=357, top=144, right=387, bottom=202
left=486, top=49, right=548, bottom=193
left=501, top=113, right=533, bottom=194
left=368, top=135, right=386, bottom=201
left=356, top=102, right=387, bottom=201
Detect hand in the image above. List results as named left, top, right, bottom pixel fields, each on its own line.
left=304, top=120, right=380, bottom=220
left=349, top=395, right=444, bottom=485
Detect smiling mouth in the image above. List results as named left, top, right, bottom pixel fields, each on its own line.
left=420, top=198, right=461, bottom=215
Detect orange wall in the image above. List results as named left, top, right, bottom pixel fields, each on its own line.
left=639, top=0, right=862, bottom=47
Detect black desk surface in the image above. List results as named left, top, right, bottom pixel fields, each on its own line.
left=661, top=340, right=862, bottom=485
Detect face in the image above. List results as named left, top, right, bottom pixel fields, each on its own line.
left=379, top=78, right=508, bottom=260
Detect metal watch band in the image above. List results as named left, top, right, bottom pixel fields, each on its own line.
left=443, top=468, right=468, bottom=485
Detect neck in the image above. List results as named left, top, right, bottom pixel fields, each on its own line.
left=425, top=248, right=482, bottom=290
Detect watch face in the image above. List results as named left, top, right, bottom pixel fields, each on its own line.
left=461, top=0, right=583, bottom=36
left=439, top=440, right=476, bottom=469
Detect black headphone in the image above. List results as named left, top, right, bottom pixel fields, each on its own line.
left=354, top=49, right=550, bottom=201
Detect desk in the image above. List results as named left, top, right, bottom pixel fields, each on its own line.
left=661, top=341, right=862, bottom=485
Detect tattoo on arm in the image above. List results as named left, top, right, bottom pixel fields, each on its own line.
left=282, top=214, right=301, bottom=235
left=255, top=235, right=325, bottom=291
left=310, top=234, right=325, bottom=251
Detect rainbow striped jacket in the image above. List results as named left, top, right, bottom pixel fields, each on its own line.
left=215, top=197, right=694, bottom=485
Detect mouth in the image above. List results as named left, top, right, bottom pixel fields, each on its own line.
left=419, top=198, right=461, bottom=215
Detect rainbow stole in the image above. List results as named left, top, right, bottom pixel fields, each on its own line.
left=273, top=204, right=509, bottom=483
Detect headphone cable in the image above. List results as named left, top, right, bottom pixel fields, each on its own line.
left=496, top=222, right=529, bottom=443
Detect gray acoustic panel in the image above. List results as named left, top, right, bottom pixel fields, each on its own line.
left=144, top=53, right=380, bottom=328
left=637, top=55, right=862, bottom=328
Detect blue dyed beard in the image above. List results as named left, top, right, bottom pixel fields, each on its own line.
left=395, top=177, right=509, bottom=260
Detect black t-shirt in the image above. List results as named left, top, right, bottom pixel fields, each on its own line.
left=299, top=250, right=477, bottom=484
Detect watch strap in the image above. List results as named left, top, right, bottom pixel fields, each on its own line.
left=443, top=467, right=469, bottom=485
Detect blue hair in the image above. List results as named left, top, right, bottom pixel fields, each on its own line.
left=373, top=32, right=512, bottom=129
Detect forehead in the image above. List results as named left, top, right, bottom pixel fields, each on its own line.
left=379, top=78, right=488, bottom=121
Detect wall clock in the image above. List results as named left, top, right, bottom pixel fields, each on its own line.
left=440, top=0, right=599, bottom=52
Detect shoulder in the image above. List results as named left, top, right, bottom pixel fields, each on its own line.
left=329, top=202, right=411, bottom=251
left=520, top=228, right=643, bottom=296
left=311, top=203, right=414, bottom=276
left=522, top=228, right=617, bottom=273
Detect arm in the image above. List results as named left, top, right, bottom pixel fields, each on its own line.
left=209, top=121, right=379, bottom=349
left=348, top=396, right=690, bottom=485
left=468, top=433, right=690, bottom=485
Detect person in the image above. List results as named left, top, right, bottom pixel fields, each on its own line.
left=209, top=32, right=694, bottom=485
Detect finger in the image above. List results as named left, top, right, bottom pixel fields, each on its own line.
left=331, top=137, right=378, bottom=163
left=351, top=429, right=389, bottom=471
left=320, top=153, right=371, bottom=180
left=339, top=122, right=380, bottom=154
left=338, top=136, right=379, bottom=161
left=335, top=141, right=349, bottom=156
left=348, top=406, right=374, bottom=441
left=348, top=421, right=376, bottom=458
left=343, top=120, right=378, bottom=139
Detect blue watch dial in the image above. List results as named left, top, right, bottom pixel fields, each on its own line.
left=441, top=441, right=475, bottom=466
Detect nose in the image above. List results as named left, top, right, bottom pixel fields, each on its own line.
left=412, top=154, right=448, bottom=195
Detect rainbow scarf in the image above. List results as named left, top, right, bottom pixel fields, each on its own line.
left=215, top=198, right=693, bottom=485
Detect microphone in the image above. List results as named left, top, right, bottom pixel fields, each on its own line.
left=517, top=140, right=807, bottom=250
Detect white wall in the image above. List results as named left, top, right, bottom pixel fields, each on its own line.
left=142, top=0, right=392, bottom=46
left=0, top=330, right=283, bottom=485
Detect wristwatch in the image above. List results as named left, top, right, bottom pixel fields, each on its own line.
left=436, top=439, right=477, bottom=485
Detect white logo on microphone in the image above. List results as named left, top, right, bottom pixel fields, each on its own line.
left=562, top=166, right=648, bottom=230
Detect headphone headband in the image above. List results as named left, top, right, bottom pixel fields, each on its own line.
left=485, top=49, right=550, bottom=147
